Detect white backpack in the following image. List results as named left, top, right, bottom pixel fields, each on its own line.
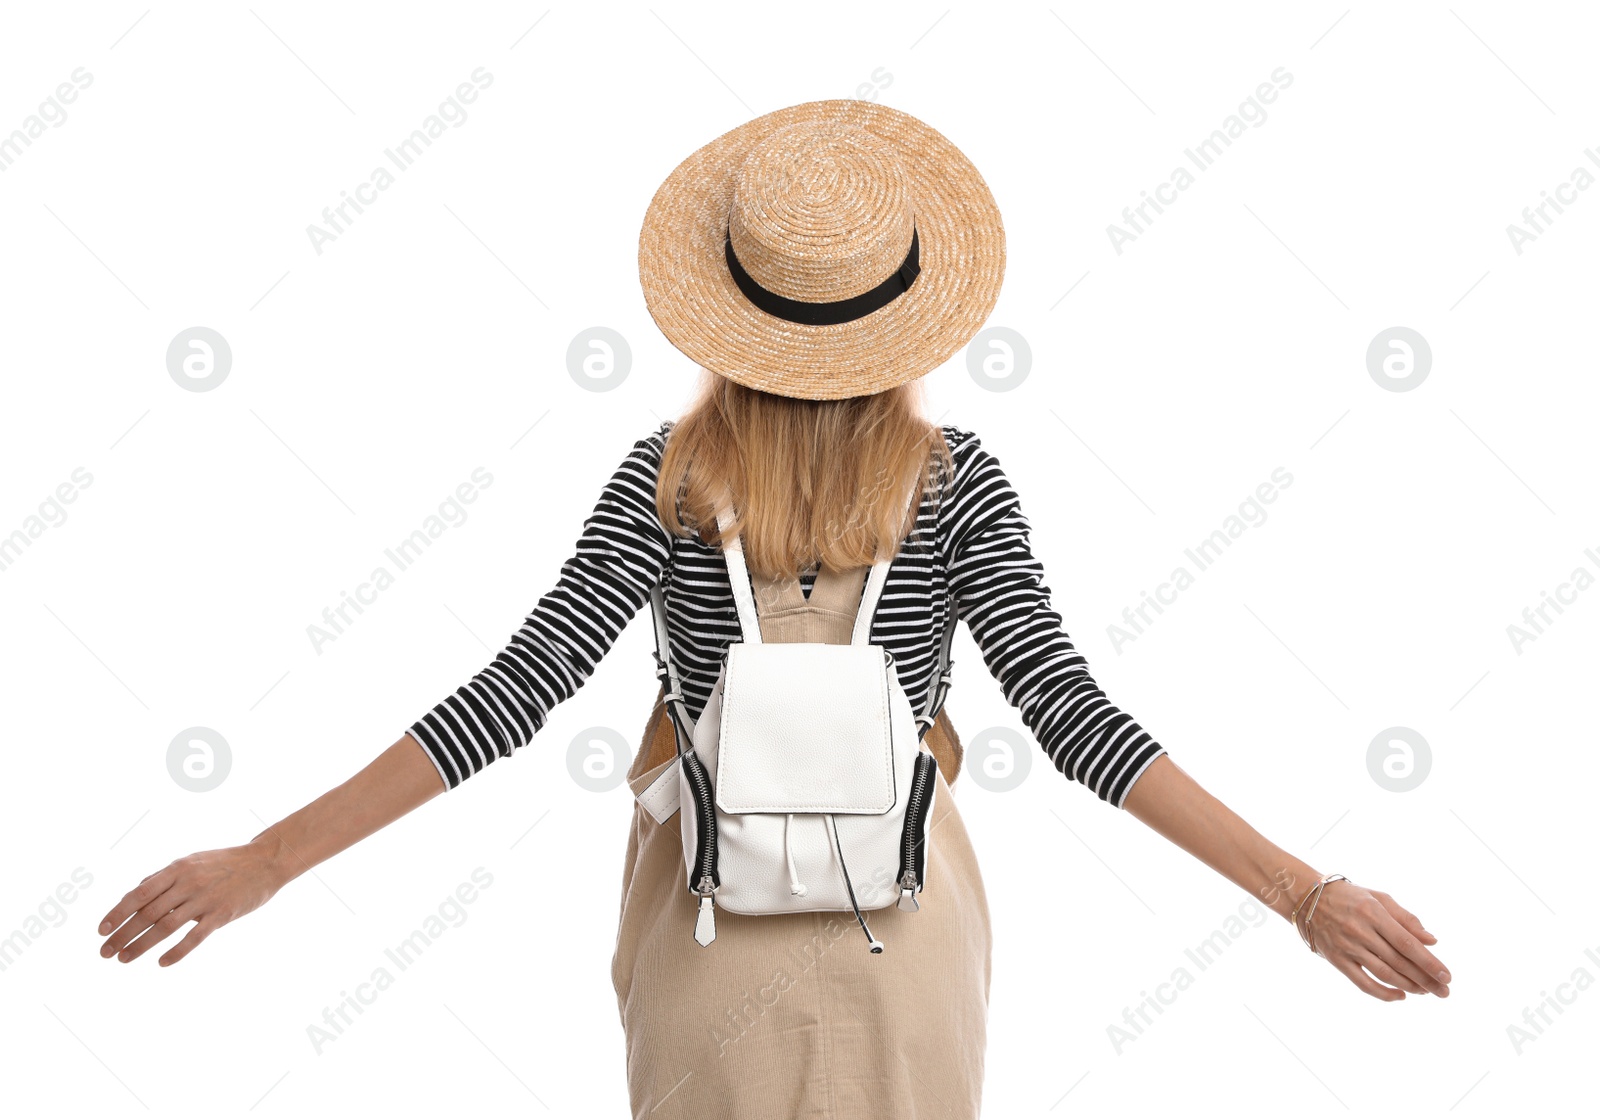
left=637, top=488, right=954, bottom=953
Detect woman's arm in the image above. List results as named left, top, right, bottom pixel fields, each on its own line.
left=1120, top=754, right=1452, bottom=1000
left=99, top=423, right=677, bottom=968
left=940, top=429, right=1167, bottom=807
left=940, top=428, right=1451, bottom=1001
left=98, top=734, right=445, bottom=967
left=407, top=423, right=675, bottom=785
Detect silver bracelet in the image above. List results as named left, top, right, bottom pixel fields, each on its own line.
left=1298, top=873, right=1350, bottom=954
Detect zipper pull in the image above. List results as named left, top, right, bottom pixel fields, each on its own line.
left=897, top=871, right=920, bottom=912
left=693, top=877, right=717, bottom=946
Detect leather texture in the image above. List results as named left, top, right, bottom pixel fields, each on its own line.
left=632, top=753, right=680, bottom=824
left=643, top=482, right=939, bottom=920
left=630, top=689, right=969, bottom=823
left=715, top=642, right=897, bottom=814
left=682, top=654, right=930, bottom=915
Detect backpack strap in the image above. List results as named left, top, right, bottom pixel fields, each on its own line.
left=915, top=590, right=957, bottom=740
left=715, top=499, right=769, bottom=645
left=642, top=468, right=957, bottom=815
left=850, top=473, right=924, bottom=644
left=642, top=581, right=955, bottom=820
left=716, top=476, right=923, bottom=648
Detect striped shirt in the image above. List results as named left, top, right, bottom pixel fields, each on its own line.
left=407, top=421, right=1168, bottom=807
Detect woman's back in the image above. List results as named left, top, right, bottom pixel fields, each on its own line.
left=405, top=418, right=1167, bottom=809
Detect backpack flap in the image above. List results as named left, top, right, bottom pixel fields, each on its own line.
left=714, top=641, right=897, bottom=815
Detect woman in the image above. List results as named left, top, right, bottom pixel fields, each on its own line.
left=96, top=100, right=1450, bottom=1118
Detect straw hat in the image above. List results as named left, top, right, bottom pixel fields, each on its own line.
left=638, top=99, right=1005, bottom=401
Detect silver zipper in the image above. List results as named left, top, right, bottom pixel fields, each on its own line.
left=694, top=874, right=717, bottom=946
left=898, top=869, right=920, bottom=912
left=897, top=752, right=935, bottom=910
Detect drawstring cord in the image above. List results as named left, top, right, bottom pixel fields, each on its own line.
left=778, top=814, right=884, bottom=954
left=784, top=814, right=807, bottom=897
left=825, top=814, right=883, bottom=953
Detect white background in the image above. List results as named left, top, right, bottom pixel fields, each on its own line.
left=1, top=2, right=1594, bottom=1116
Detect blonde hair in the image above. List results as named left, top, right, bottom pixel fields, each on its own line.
left=656, top=369, right=953, bottom=582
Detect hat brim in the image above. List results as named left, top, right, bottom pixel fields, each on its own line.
left=638, top=99, right=1005, bottom=401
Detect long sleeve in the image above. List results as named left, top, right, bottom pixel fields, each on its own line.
left=406, top=422, right=674, bottom=789
left=941, top=431, right=1167, bottom=808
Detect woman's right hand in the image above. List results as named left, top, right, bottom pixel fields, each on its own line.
left=97, top=839, right=286, bottom=968
left=1300, top=880, right=1451, bottom=1000
left=95, top=734, right=449, bottom=969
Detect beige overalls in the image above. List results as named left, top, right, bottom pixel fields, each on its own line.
left=612, top=560, right=993, bottom=1119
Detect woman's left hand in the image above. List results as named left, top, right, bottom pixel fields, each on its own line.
left=1302, top=881, right=1451, bottom=1000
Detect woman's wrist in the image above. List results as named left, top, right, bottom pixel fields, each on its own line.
left=247, top=828, right=302, bottom=891
left=1254, top=856, right=1322, bottom=924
